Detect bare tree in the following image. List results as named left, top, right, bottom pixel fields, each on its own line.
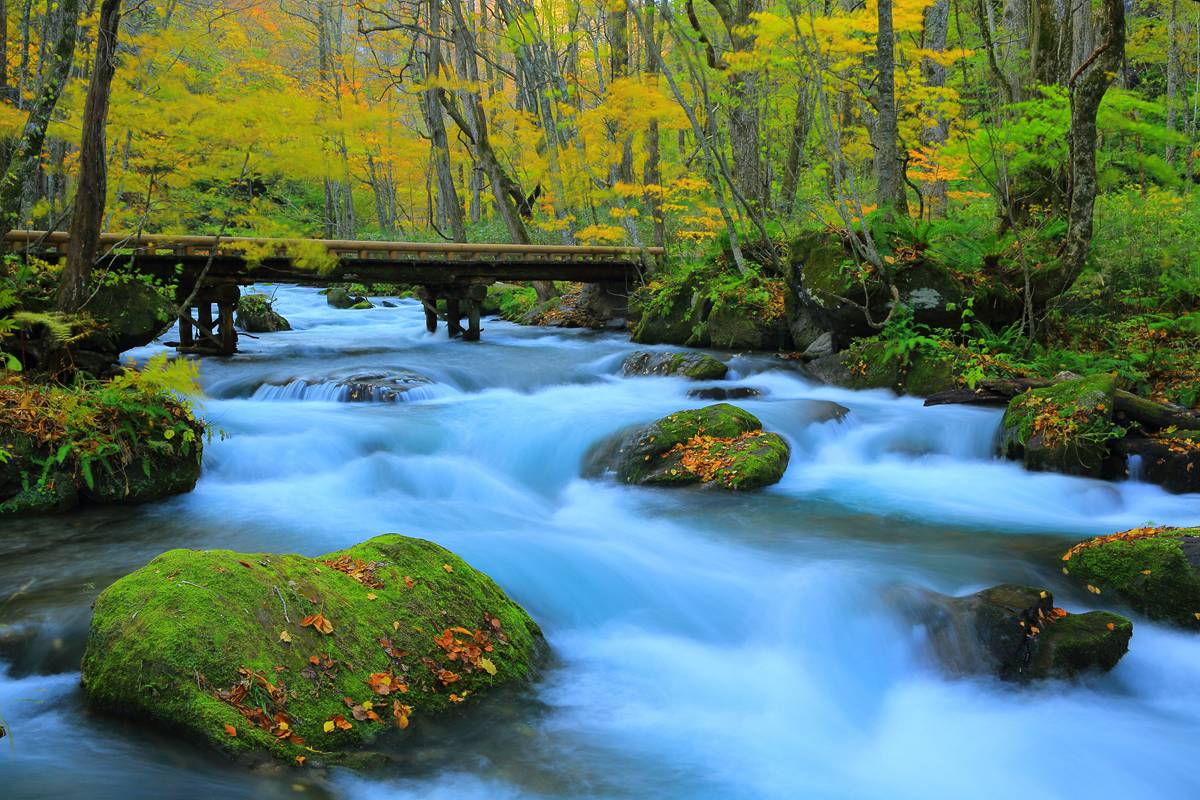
left=874, top=0, right=908, bottom=216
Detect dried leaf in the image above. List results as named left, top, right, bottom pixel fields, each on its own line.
left=479, top=657, right=498, bottom=676
left=279, top=630, right=293, bottom=643
left=301, top=613, right=334, bottom=635
left=224, top=724, right=238, bottom=737
left=442, top=564, right=453, bottom=573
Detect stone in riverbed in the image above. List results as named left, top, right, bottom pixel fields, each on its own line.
left=235, top=294, right=291, bottom=333
left=80, top=534, right=544, bottom=765
left=621, top=350, right=728, bottom=381
left=999, top=374, right=1121, bottom=478
left=327, top=287, right=369, bottom=309
left=601, top=403, right=790, bottom=490
left=1116, top=431, right=1200, bottom=494
left=687, top=386, right=764, bottom=401
left=905, top=584, right=1132, bottom=680
left=1061, top=526, right=1200, bottom=629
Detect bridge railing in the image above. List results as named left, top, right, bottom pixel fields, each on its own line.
left=4, top=230, right=664, bottom=264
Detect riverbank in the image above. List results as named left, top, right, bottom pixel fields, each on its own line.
left=2, top=286, right=1199, bottom=798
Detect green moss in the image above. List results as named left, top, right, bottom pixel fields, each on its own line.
left=81, top=534, right=544, bottom=764
left=1001, top=374, right=1120, bottom=476
left=1034, top=611, right=1132, bottom=677
left=612, top=404, right=789, bottom=490
left=1063, top=527, right=1200, bottom=628
left=485, top=284, right=538, bottom=321
left=791, top=231, right=855, bottom=304
left=236, top=294, right=291, bottom=333
left=621, top=351, right=728, bottom=380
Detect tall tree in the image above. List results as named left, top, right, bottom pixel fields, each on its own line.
left=57, top=0, right=124, bottom=312
left=0, top=0, right=81, bottom=238
left=874, top=0, right=908, bottom=215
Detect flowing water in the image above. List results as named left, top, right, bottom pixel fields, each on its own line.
left=2, top=285, right=1199, bottom=799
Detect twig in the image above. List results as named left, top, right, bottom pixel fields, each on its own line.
left=274, top=585, right=290, bottom=624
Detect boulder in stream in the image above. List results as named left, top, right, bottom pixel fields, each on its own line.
left=687, top=386, right=763, bottom=401
left=81, top=534, right=544, bottom=765
left=621, top=351, right=728, bottom=381
left=906, top=584, right=1132, bottom=681
left=1061, top=526, right=1200, bottom=629
left=601, top=403, right=790, bottom=490
left=1115, top=431, right=1200, bottom=494
left=327, top=287, right=369, bottom=309
left=236, top=294, right=291, bottom=333
left=1000, top=374, right=1122, bottom=478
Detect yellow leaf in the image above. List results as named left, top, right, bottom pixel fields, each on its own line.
left=366, top=593, right=377, bottom=601
left=442, top=564, right=453, bottom=573
left=1087, top=584, right=1102, bottom=594
left=323, top=720, right=335, bottom=734
left=279, top=630, right=293, bottom=643
left=479, top=657, right=497, bottom=676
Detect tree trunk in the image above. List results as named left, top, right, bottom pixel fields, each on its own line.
left=1165, top=0, right=1181, bottom=163
left=424, top=0, right=465, bottom=241
left=57, top=0, right=122, bottom=312
left=644, top=0, right=665, bottom=252
left=1054, top=0, right=1125, bottom=300
left=874, top=0, right=908, bottom=216
left=780, top=88, right=809, bottom=214
left=920, top=0, right=949, bottom=215
left=704, top=0, right=766, bottom=212
left=0, top=0, right=81, bottom=238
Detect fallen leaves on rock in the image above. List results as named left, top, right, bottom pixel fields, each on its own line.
left=300, top=613, right=334, bottom=635
left=322, top=555, right=386, bottom=589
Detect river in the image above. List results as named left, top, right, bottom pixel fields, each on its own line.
left=2, top=285, right=1199, bottom=799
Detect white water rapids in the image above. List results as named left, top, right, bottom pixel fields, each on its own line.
left=1, top=285, right=1198, bottom=799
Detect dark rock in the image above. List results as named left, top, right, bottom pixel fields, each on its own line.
left=1116, top=432, right=1200, bottom=494
left=235, top=294, right=291, bottom=333
left=630, top=280, right=709, bottom=346
left=381, top=300, right=399, bottom=308
left=904, top=584, right=1132, bottom=681
left=327, top=287, right=368, bottom=309
left=621, top=351, right=728, bottom=380
left=805, top=353, right=854, bottom=387
left=687, top=386, right=764, bottom=401
left=706, top=300, right=790, bottom=351
left=85, top=280, right=174, bottom=353
left=335, top=371, right=434, bottom=403
left=801, top=332, right=834, bottom=360
left=1061, top=526, right=1200, bottom=628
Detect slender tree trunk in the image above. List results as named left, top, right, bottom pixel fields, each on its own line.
left=1052, top=0, right=1125, bottom=301
left=424, top=0, right=465, bottom=241
left=704, top=0, right=766, bottom=211
left=0, top=0, right=81, bottom=238
left=644, top=0, right=665, bottom=252
left=1165, top=0, right=1181, bottom=163
left=921, top=0, right=949, bottom=215
left=779, top=87, right=810, bottom=214
left=874, top=0, right=908, bottom=216
left=57, top=0, right=122, bottom=312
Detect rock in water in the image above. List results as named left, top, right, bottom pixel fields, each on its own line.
left=621, top=351, right=728, bottom=381
left=326, top=287, right=369, bottom=309
left=687, top=386, right=763, bottom=401
left=602, top=403, right=790, bottom=490
left=235, top=294, right=291, bottom=333
left=1116, top=431, right=1200, bottom=494
left=81, top=535, right=544, bottom=764
left=1000, top=374, right=1120, bottom=477
left=1061, top=526, right=1200, bottom=629
left=906, top=584, right=1132, bottom=681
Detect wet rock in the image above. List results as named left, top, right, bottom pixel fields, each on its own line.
left=791, top=399, right=850, bottom=425
left=1000, top=374, right=1120, bottom=478
left=1061, top=526, right=1200, bottom=629
left=687, top=386, right=764, bottom=401
left=86, top=280, right=175, bottom=352
left=336, top=371, right=433, bottom=403
left=235, top=294, right=291, bottom=333
left=805, top=352, right=854, bottom=387
left=327, top=287, right=368, bottom=309
left=81, top=534, right=544, bottom=764
left=603, top=403, right=790, bottom=490
left=381, top=300, right=399, bottom=308
left=706, top=300, right=790, bottom=351
left=905, top=584, right=1132, bottom=680
left=1116, top=431, right=1200, bottom=494
left=621, top=351, right=728, bottom=381
left=629, top=280, right=709, bottom=346
left=801, top=332, right=834, bottom=361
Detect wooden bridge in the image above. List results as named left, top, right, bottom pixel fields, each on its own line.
left=5, top=230, right=659, bottom=354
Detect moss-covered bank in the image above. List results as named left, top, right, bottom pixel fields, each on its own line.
left=81, top=534, right=544, bottom=765
left=1001, top=374, right=1122, bottom=477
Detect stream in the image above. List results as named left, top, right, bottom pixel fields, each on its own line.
left=2, top=285, right=1199, bottom=799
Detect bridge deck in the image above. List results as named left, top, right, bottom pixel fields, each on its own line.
left=3, top=230, right=659, bottom=352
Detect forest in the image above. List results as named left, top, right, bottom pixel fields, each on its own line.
left=1, top=0, right=1199, bottom=798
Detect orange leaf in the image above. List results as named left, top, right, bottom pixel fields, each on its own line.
left=224, top=724, right=238, bottom=737
left=301, top=613, right=334, bottom=635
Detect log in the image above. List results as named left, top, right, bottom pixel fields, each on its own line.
left=924, top=378, right=1051, bottom=407
left=1114, top=390, right=1200, bottom=431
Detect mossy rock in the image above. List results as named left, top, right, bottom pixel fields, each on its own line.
left=621, top=350, right=728, bottom=381
left=1061, top=527, right=1200, bottom=628
left=630, top=281, right=709, bottom=346
left=706, top=299, right=790, bottom=351
left=605, top=404, right=790, bottom=490
left=833, top=341, right=958, bottom=397
left=350, top=300, right=375, bottom=310
left=81, top=534, right=544, bottom=765
left=484, top=284, right=537, bottom=321
left=1117, top=431, right=1200, bottom=494
left=1000, top=374, right=1120, bottom=477
left=913, top=583, right=1132, bottom=681
left=236, top=294, right=291, bottom=333
left=85, top=280, right=174, bottom=353
left=82, top=421, right=205, bottom=505
left=327, top=287, right=366, bottom=309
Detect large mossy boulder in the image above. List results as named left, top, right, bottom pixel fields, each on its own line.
left=1061, top=527, right=1200, bottom=629
left=236, top=294, right=291, bottom=333
left=909, top=584, right=1132, bottom=681
left=326, top=287, right=368, bottom=309
left=621, top=350, right=728, bottom=380
left=1000, top=374, right=1121, bottom=477
left=81, top=535, right=544, bottom=764
left=603, top=403, right=790, bottom=490
left=629, top=280, right=708, bottom=346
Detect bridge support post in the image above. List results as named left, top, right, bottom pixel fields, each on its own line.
left=463, top=284, right=486, bottom=342
left=446, top=297, right=462, bottom=339
left=418, top=287, right=438, bottom=333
